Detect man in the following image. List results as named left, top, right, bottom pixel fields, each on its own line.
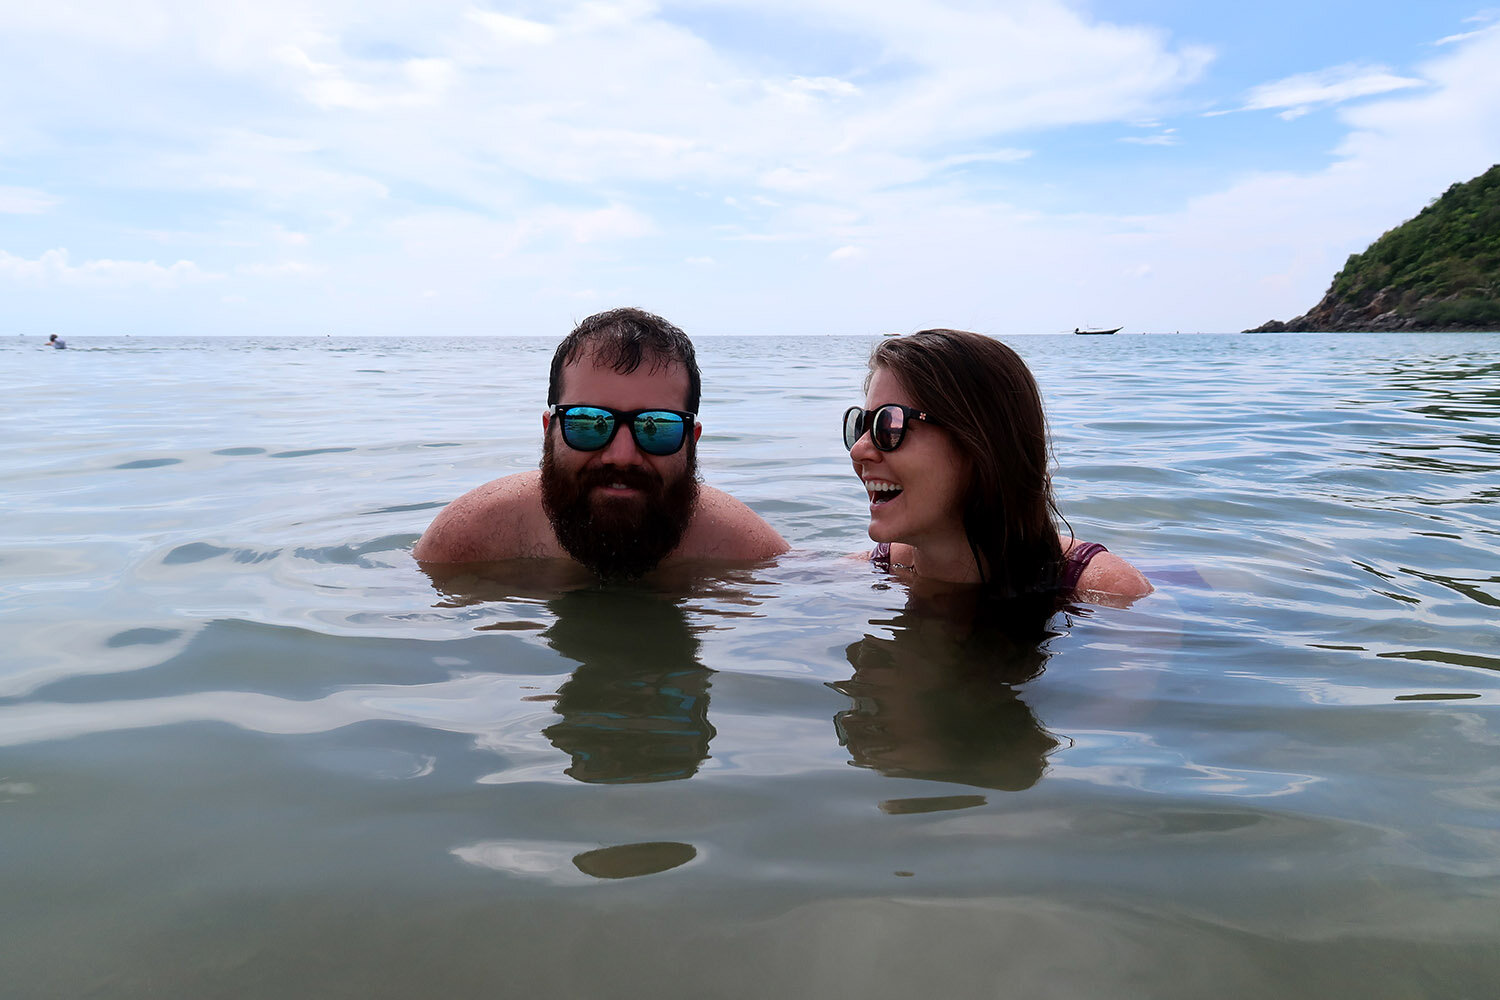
left=414, top=307, right=787, bottom=578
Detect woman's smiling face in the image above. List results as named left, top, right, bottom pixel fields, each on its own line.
left=850, top=366, right=971, bottom=550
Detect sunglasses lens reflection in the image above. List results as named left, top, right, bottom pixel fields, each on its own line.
left=843, top=407, right=864, bottom=451
left=873, top=405, right=904, bottom=451
left=558, top=406, right=689, bottom=455
left=631, top=411, right=687, bottom=456
left=561, top=407, right=615, bottom=450
left=843, top=405, right=908, bottom=451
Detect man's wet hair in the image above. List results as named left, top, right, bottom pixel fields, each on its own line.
left=547, top=307, right=702, bottom=414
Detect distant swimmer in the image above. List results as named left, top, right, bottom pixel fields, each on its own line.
left=414, top=307, right=788, bottom=579
left=48, top=334, right=66, bottom=349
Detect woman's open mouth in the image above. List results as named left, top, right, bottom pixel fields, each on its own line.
left=866, top=480, right=903, bottom=505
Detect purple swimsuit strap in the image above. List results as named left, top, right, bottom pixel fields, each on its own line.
left=1060, top=541, right=1108, bottom=591
left=870, top=541, right=892, bottom=569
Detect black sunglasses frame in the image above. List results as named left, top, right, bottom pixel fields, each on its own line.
left=549, top=404, right=697, bottom=456
left=843, top=404, right=936, bottom=452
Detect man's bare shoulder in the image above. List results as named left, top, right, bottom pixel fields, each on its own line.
left=678, top=485, right=789, bottom=560
left=413, top=472, right=561, bottom=563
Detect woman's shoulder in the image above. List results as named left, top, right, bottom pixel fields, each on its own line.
left=1062, top=537, right=1153, bottom=600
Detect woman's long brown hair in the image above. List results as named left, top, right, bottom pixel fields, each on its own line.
left=868, top=330, right=1066, bottom=596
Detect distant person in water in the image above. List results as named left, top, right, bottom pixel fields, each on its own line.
left=48, top=334, right=66, bottom=349
left=845, top=329, right=1150, bottom=599
left=414, top=307, right=787, bottom=579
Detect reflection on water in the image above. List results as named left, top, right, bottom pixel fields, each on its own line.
left=452, top=838, right=699, bottom=882
left=572, top=841, right=698, bottom=879
left=833, top=588, right=1067, bottom=793
left=429, top=562, right=1077, bottom=793
left=422, top=561, right=731, bottom=784
left=541, top=588, right=715, bottom=784
left=1385, top=358, right=1500, bottom=422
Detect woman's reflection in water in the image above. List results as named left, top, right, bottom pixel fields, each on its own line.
left=834, top=587, right=1068, bottom=792
left=539, top=587, right=715, bottom=784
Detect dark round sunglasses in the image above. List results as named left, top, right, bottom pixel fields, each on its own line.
left=842, top=404, right=935, bottom=452
left=549, top=404, right=696, bottom=457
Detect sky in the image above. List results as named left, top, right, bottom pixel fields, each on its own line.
left=3, top=1, right=1499, bottom=337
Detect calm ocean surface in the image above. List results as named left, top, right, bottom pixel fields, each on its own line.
left=5, top=332, right=1499, bottom=997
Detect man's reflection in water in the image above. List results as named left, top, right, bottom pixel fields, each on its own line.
left=833, top=588, right=1067, bottom=792
left=421, top=561, right=771, bottom=787
left=540, top=587, right=714, bottom=784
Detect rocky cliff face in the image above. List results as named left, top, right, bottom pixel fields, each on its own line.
left=1247, top=164, right=1500, bottom=333
left=1248, top=289, right=1490, bottom=333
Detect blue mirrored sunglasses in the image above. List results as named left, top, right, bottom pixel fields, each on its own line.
left=549, top=404, right=695, bottom=456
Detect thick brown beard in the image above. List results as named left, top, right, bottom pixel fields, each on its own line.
left=540, top=433, right=701, bottom=580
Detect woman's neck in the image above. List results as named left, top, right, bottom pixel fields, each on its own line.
left=898, top=531, right=985, bottom=584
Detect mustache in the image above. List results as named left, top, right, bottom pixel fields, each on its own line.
left=574, top=463, right=662, bottom=493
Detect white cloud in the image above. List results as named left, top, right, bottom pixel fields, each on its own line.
left=140, top=128, right=392, bottom=214
left=1435, top=14, right=1500, bottom=46
left=466, top=9, right=557, bottom=46
left=932, top=150, right=1034, bottom=168
left=787, top=76, right=859, bottom=99
left=1098, top=27, right=1500, bottom=328
left=527, top=204, right=658, bottom=245
left=0, top=249, right=220, bottom=288
left=0, top=186, right=59, bottom=213
left=679, top=22, right=1500, bottom=335
left=1120, top=130, right=1178, bottom=146
left=1434, top=28, right=1488, bottom=46
left=238, top=260, right=322, bottom=277
left=2, top=0, right=1490, bottom=336
left=764, top=75, right=861, bottom=110
left=274, top=41, right=456, bottom=112
left=759, top=166, right=835, bottom=192
left=0, top=0, right=1213, bottom=236
left=812, top=2, right=1212, bottom=155
left=1227, top=64, right=1424, bottom=120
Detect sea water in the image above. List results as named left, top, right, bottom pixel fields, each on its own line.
left=3, top=332, right=1498, bottom=998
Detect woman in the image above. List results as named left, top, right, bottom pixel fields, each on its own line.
left=846, top=329, right=1150, bottom=600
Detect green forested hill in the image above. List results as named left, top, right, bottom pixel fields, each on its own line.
left=1250, top=164, right=1500, bottom=332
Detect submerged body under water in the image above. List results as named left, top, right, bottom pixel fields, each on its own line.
left=4, top=332, right=1499, bottom=998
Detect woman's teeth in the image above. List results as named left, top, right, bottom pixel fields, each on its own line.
left=867, top=481, right=902, bottom=504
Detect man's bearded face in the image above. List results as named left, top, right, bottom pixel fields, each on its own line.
left=540, top=430, right=700, bottom=580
